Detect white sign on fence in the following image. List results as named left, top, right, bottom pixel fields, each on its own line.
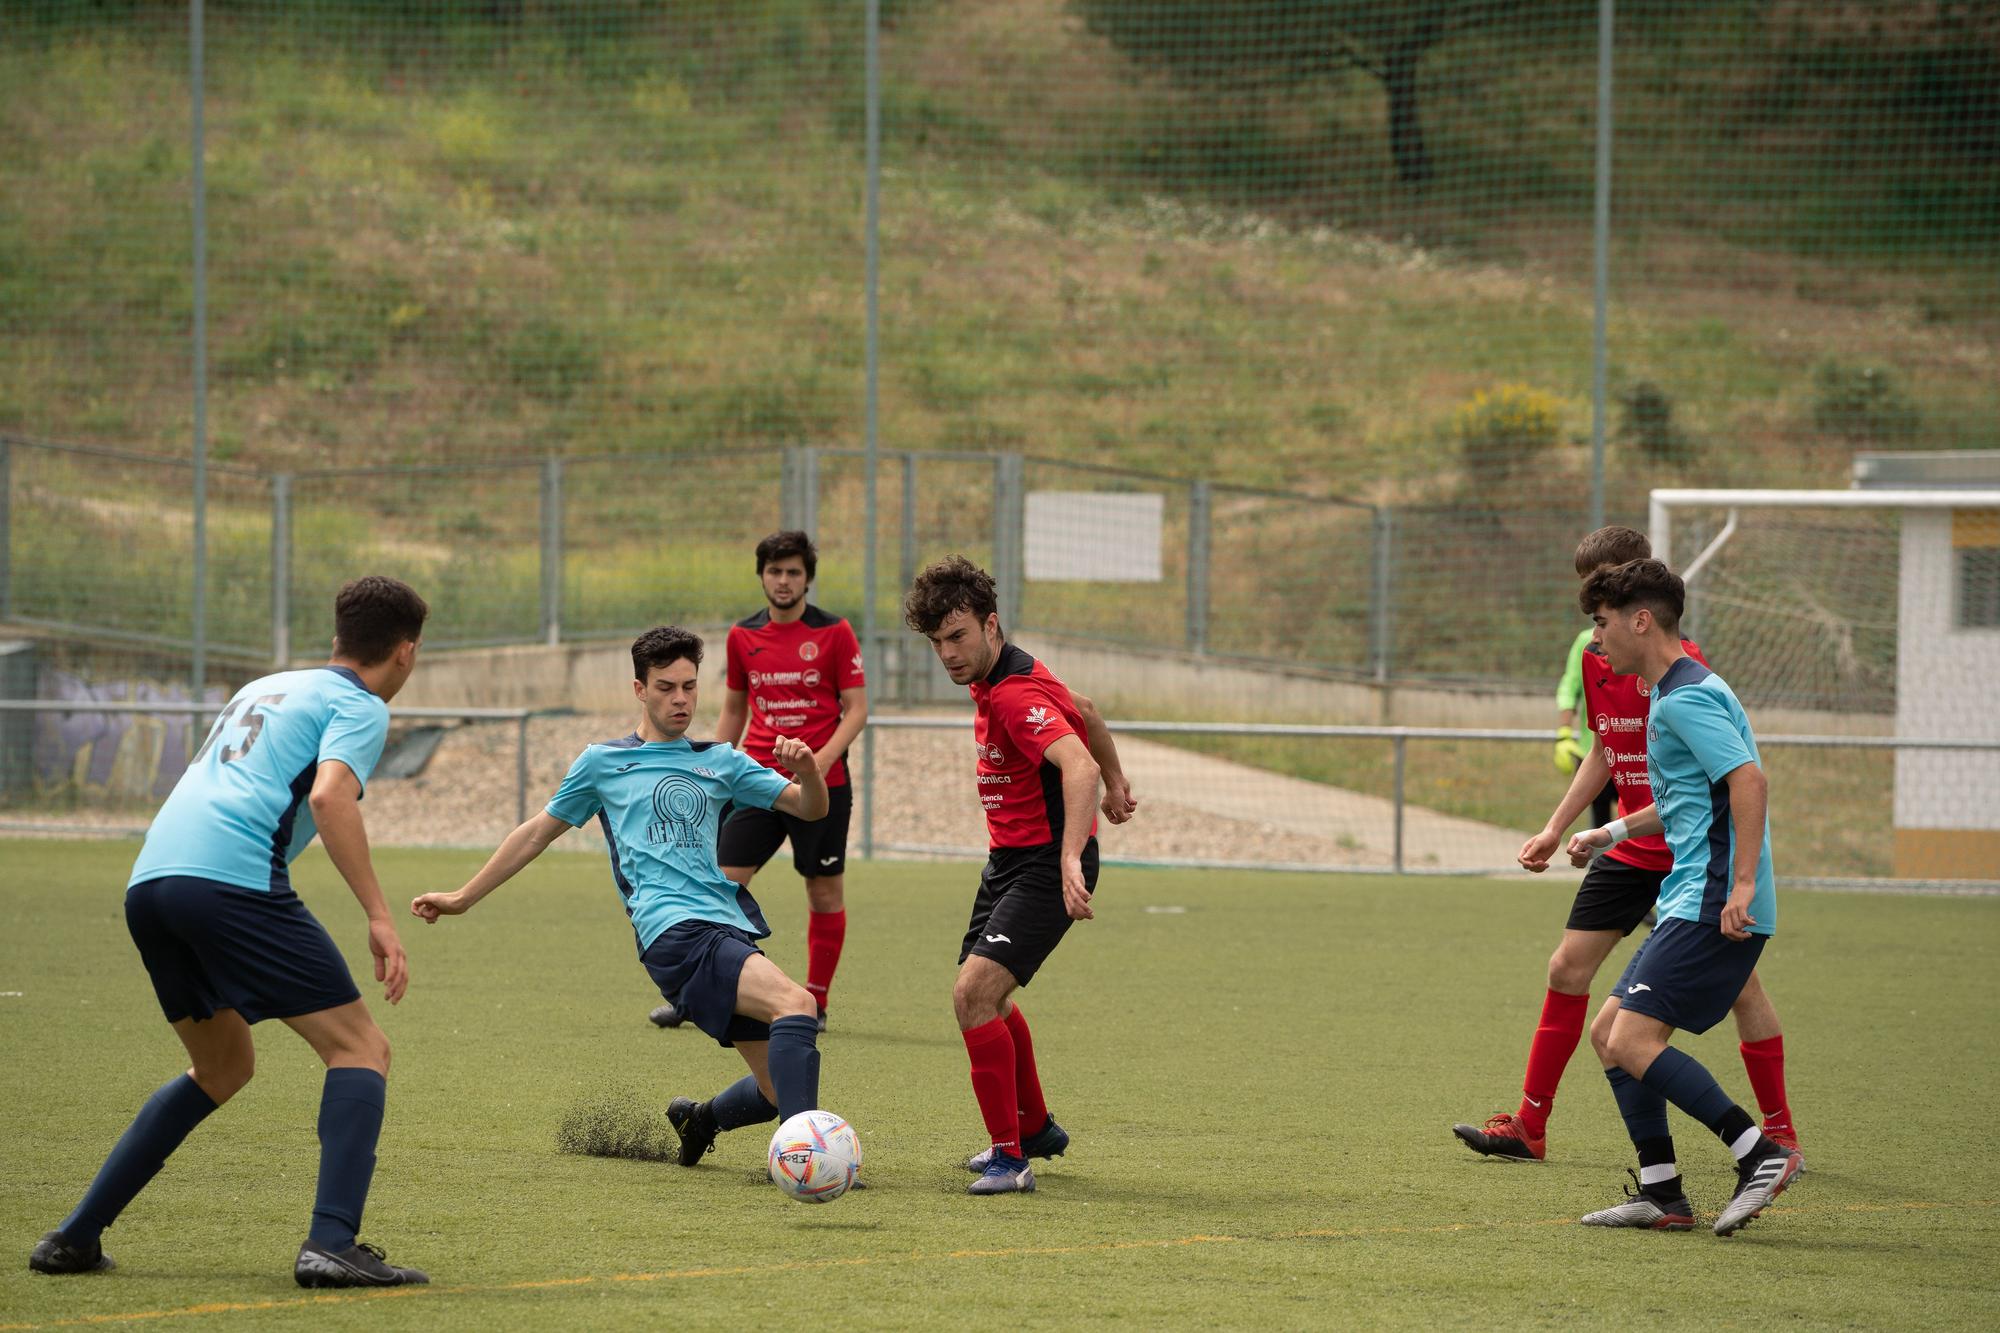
left=1024, top=491, right=1164, bottom=582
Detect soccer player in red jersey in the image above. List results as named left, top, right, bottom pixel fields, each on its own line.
left=904, top=556, right=1139, bottom=1195
left=1451, top=527, right=1801, bottom=1171
left=648, top=531, right=867, bottom=1034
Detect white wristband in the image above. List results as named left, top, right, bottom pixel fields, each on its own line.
left=1602, top=818, right=1631, bottom=845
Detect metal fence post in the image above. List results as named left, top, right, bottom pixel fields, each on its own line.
left=540, top=457, right=563, bottom=645
left=992, top=452, right=1025, bottom=627
left=1370, top=505, right=1394, bottom=682
left=1392, top=733, right=1407, bottom=874
left=780, top=445, right=820, bottom=535
left=899, top=452, right=918, bottom=705
left=1186, top=479, right=1211, bottom=654
left=860, top=724, right=875, bottom=858
left=516, top=712, right=530, bottom=825
left=270, top=473, right=291, bottom=667
left=0, top=437, right=11, bottom=621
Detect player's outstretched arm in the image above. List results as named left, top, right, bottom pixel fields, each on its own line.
left=1718, top=762, right=1768, bottom=940
left=1067, top=689, right=1138, bottom=824
left=1566, top=802, right=1663, bottom=866
left=411, top=811, right=574, bottom=923
left=1044, top=734, right=1102, bottom=921
left=770, top=736, right=830, bottom=820
left=311, top=759, right=408, bottom=1005
left=1521, top=743, right=1612, bottom=871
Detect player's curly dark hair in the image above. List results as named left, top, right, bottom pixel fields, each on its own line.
left=1579, top=558, right=1683, bottom=632
left=332, top=575, right=428, bottom=665
left=755, top=530, right=817, bottom=582
left=631, top=625, right=704, bottom=681
left=903, top=555, right=999, bottom=635
left=1573, top=525, right=1650, bottom=576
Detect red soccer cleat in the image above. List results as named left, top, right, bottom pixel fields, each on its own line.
left=1763, top=1121, right=1805, bottom=1173
left=1451, top=1112, right=1547, bottom=1162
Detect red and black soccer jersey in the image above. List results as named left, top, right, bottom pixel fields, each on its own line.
left=968, top=643, right=1097, bottom=850
left=1580, top=637, right=1709, bottom=873
left=724, top=605, right=865, bottom=787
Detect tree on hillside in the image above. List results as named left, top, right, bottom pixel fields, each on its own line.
left=1073, top=0, right=1524, bottom=186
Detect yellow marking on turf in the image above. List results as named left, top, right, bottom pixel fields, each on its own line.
left=9, top=1200, right=1996, bottom=1330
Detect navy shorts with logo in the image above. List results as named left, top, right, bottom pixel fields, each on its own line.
left=717, top=783, right=853, bottom=878
left=641, top=919, right=773, bottom=1048
left=126, top=874, right=361, bottom=1025
left=958, top=838, right=1100, bottom=988
left=1567, top=855, right=1666, bottom=936
left=1612, top=915, right=1766, bottom=1034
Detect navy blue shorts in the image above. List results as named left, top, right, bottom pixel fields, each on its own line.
left=1613, top=915, right=1766, bottom=1035
left=641, top=920, right=771, bottom=1048
left=126, top=875, right=361, bottom=1025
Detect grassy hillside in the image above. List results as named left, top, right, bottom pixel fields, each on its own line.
left=1, top=0, right=1995, bottom=501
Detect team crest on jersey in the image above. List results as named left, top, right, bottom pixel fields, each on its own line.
left=1637, top=678, right=1651, bottom=697
left=798, top=641, right=819, bottom=661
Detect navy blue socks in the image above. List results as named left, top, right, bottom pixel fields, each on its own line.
left=710, top=1074, right=779, bottom=1131
left=1639, top=1047, right=1740, bottom=1136
left=61, top=1074, right=219, bottom=1244
left=309, top=1068, right=386, bottom=1249
left=766, top=1014, right=822, bottom=1123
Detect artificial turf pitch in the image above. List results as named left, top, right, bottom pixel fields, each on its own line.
left=2, top=840, right=1995, bottom=1330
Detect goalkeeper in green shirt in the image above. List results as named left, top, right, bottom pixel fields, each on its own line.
left=1556, top=627, right=1617, bottom=828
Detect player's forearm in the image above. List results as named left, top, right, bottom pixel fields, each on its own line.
left=455, top=817, right=559, bottom=908
left=715, top=700, right=748, bottom=746
left=1614, top=804, right=1662, bottom=839
left=1077, top=703, right=1126, bottom=784
left=312, top=795, right=392, bottom=922
left=1059, top=758, right=1100, bottom=863
left=819, top=694, right=868, bottom=767
left=1725, top=765, right=1768, bottom=890
left=1544, top=745, right=1611, bottom=834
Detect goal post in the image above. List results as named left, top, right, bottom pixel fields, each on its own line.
left=1650, top=485, right=2000, bottom=881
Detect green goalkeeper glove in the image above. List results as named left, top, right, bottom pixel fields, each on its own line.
left=1554, top=725, right=1590, bottom=775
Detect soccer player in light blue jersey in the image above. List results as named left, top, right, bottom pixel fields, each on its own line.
left=29, top=576, right=432, bottom=1288
left=1565, top=559, right=1802, bottom=1238
left=411, top=625, right=834, bottom=1173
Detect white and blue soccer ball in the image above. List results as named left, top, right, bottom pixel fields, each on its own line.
left=768, top=1109, right=862, bottom=1203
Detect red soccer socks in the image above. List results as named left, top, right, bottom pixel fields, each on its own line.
left=962, top=1017, right=1020, bottom=1156
left=805, top=909, right=846, bottom=1012
left=1740, top=1035, right=1796, bottom=1144
left=1003, top=1003, right=1049, bottom=1136
left=1517, top=988, right=1590, bottom=1139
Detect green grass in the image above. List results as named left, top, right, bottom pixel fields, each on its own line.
left=3, top=840, right=1996, bottom=1329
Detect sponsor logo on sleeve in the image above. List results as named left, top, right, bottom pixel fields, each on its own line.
left=1024, top=705, right=1052, bottom=733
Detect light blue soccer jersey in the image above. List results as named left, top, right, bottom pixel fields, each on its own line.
left=545, top=735, right=791, bottom=952
left=1646, top=657, right=1776, bottom=935
left=129, top=666, right=391, bottom=894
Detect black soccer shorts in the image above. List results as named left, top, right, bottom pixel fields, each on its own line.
left=716, top=784, right=853, bottom=878
left=1566, top=855, right=1667, bottom=936
left=958, top=838, right=1100, bottom=988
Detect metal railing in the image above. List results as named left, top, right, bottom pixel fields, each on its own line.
left=0, top=699, right=539, bottom=827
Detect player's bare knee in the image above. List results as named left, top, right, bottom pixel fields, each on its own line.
left=777, top=981, right=816, bottom=1021
left=192, top=1054, right=254, bottom=1104
left=806, top=877, right=844, bottom=913
left=1588, top=1009, right=1618, bottom=1063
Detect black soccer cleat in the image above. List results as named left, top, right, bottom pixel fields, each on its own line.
left=816, top=1007, right=828, bottom=1035
left=649, top=1001, right=686, bottom=1029
left=294, top=1240, right=429, bottom=1288
left=666, top=1096, right=719, bottom=1167
left=966, top=1115, right=1070, bottom=1173
left=28, top=1230, right=114, bottom=1275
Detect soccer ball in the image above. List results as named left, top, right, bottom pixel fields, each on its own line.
left=767, top=1109, right=862, bottom=1203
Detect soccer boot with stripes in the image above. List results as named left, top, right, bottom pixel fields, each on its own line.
left=1580, top=1170, right=1696, bottom=1231
left=1450, top=1112, right=1546, bottom=1162
left=28, top=1230, right=114, bottom=1275
left=1713, top=1145, right=1803, bottom=1237
left=294, top=1240, right=429, bottom=1288
left=966, top=1116, right=1069, bottom=1172
left=666, top=1096, right=719, bottom=1167
left=966, top=1153, right=1036, bottom=1195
